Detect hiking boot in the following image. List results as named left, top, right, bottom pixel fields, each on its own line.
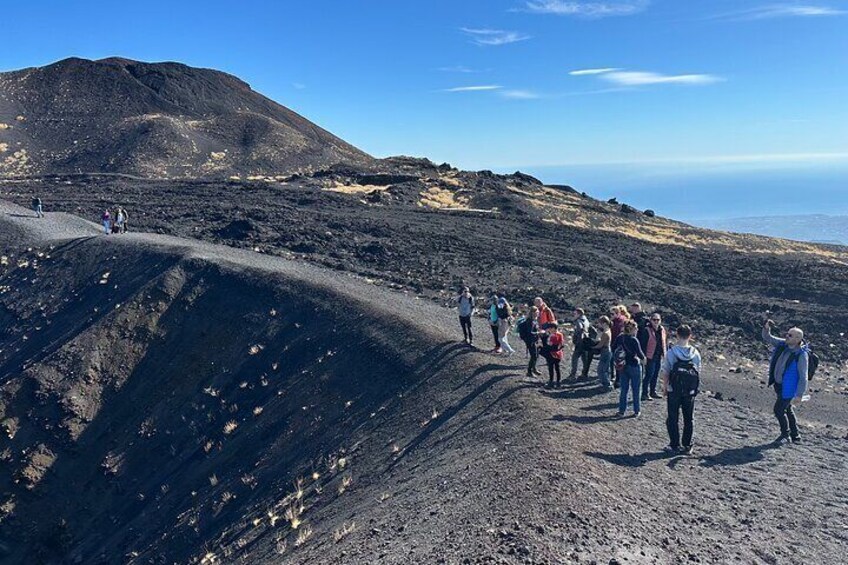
left=651, top=392, right=663, bottom=399
left=774, top=434, right=791, bottom=446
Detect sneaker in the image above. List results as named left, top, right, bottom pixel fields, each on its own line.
left=633, top=411, right=641, bottom=418
left=617, top=411, right=626, bottom=417
left=774, top=434, right=791, bottom=446
left=533, top=369, right=543, bottom=376
left=680, top=445, right=694, bottom=455
left=642, top=395, right=653, bottom=402
left=651, top=392, right=663, bottom=399
left=494, top=348, right=503, bottom=354
left=790, top=435, right=801, bottom=444
left=663, top=445, right=679, bottom=454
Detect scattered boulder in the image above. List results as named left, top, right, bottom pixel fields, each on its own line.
left=620, top=204, right=637, bottom=214
left=607, top=198, right=619, bottom=205
left=644, top=209, right=656, bottom=217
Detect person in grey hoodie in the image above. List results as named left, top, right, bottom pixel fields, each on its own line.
left=457, top=287, right=475, bottom=345
left=762, top=320, right=809, bottom=444
left=569, top=308, right=592, bottom=380
left=661, top=325, right=702, bottom=455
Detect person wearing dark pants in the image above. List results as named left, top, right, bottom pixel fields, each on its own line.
left=541, top=323, right=565, bottom=388
left=773, top=384, right=800, bottom=440
left=762, top=320, right=809, bottom=444
left=639, top=313, right=667, bottom=401
left=488, top=295, right=501, bottom=352
left=661, top=325, right=702, bottom=455
left=569, top=308, right=593, bottom=380
left=457, top=287, right=475, bottom=345
left=520, top=306, right=542, bottom=377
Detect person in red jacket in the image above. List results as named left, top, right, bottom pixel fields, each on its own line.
left=534, top=297, right=556, bottom=328
left=541, top=322, right=565, bottom=388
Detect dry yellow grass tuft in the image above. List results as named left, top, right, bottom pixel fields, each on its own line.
left=334, top=521, right=356, bottom=542
left=325, top=182, right=389, bottom=195
left=419, top=186, right=469, bottom=209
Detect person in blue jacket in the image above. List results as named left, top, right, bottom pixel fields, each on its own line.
left=762, top=319, right=809, bottom=445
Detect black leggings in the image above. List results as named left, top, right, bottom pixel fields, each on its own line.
left=490, top=324, right=500, bottom=348
left=459, top=315, right=473, bottom=342
left=526, top=342, right=538, bottom=374
left=547, top=358, right=561, bottom=384
left=773, top=384, right=799, bottom=438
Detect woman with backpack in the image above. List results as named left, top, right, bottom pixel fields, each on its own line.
left=613, top=320, right=646, bottom=417
left=496, top=297, right=516, bottom=355
left=488, top=295, right=501, bottom=353
left=540, top=322, right=565, bottom=388
left=519, top=306, right=542, bottom=377
left=101, top=210, right=112, bottom=234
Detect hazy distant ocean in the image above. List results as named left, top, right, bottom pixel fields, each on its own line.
left=503, top=162, right=848, bottom=224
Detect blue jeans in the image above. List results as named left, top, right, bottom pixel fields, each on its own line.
left=643, top=358, right=662, bottom=398
left=619, top=364, right=643, bottom=414
left=597, top=349, right=612, bottom=388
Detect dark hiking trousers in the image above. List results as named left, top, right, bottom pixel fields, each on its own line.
left=570, top=347, right=592, bottom=378
left=773, top=384, right=799, bottom=438
left=460, top=315, right=473, bottom=342
left=525, top=341, right=538, bottom=375
left=490, top=324, right=500, bottom=349
left=666, top=393, right=695, bottom=448
left=547, top=358, right=561, bottom=384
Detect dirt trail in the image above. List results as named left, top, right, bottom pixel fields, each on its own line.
left=0, top=202, right=846, bottom=564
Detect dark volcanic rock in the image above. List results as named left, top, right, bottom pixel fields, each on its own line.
left=0, top=57, right=371, bottom=178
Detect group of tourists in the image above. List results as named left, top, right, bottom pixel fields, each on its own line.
left=101, top=207, right=129, bottom=234
left=456, top=289, right=815, bottom=454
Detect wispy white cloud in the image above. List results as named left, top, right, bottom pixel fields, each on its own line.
left=713, top=4, right=846, bottom=20
left=461, top=27, right=532, bottom=46
left=569, top=67, right=620, bottom=76
left=443, top=85, right=503, bottom=92
left=521, top=0, right=649, bottom=17
left=437, top=65, right=486, bottom=73
left=599, top=71, right=723, bottom=86
left=500, top=89, right=542, bottom=99
left=292, top=82, right=307, bottom=90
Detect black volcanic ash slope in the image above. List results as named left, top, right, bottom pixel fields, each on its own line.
left=0, top=57, right=371, bottom=178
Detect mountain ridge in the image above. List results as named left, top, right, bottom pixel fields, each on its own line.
left=0, top=57, right=371, bottom=178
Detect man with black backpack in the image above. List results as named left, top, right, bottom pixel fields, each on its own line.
left=568, top=308, right=594, bottom=380
left=762, top=320, right=815, bottom=445
left=661, top=325, right=701, bottom=455
left=518, top=306, right=542, bottom=377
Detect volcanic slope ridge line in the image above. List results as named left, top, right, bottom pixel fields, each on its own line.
left=0, top=201, right=845, bottom=564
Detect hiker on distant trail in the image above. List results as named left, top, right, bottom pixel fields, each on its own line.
left=661, top=325, right=702, bottom=455
left=119, top=207, right=129, bottom=233
left=629, top=302, right=648, bottom=331
left=540, top=322, right=564, bottom=388
left=487, top=295, right=501, bottom=353
left=31, top=196, right=44, bottom=218
left=101, top=210, right=112, bottom=234
left=114, top=208, right=126, bottom=234
left=639, top=312, right=667, bottom=401
left=568, top=308, right=593, bottom=380
left=534, top=297, right=556, bottom=328
left=594, top=316, right=613, bottom=391
left=519, top=306, right=542, bottom=377
left=762, top=320, right=811, bottom=445
left=457, top=287, right=475, bottom=346
left=496, top=297, right=516, bottom=355
left=614, top=320, right=646, bottom=417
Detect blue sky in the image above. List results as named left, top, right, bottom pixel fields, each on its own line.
left=1, top=1, right=846, bottom=179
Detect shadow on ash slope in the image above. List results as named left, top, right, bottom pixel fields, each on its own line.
left=1, top=202, right=847, bottom=565
left=0, top=202, right=494, bottom=564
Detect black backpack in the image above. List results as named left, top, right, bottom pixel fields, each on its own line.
left=517, top=317, right=533, bottom=342
left=671, top=359, right=700, bottom=398
left=582, top=325, right=599, bottom=351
